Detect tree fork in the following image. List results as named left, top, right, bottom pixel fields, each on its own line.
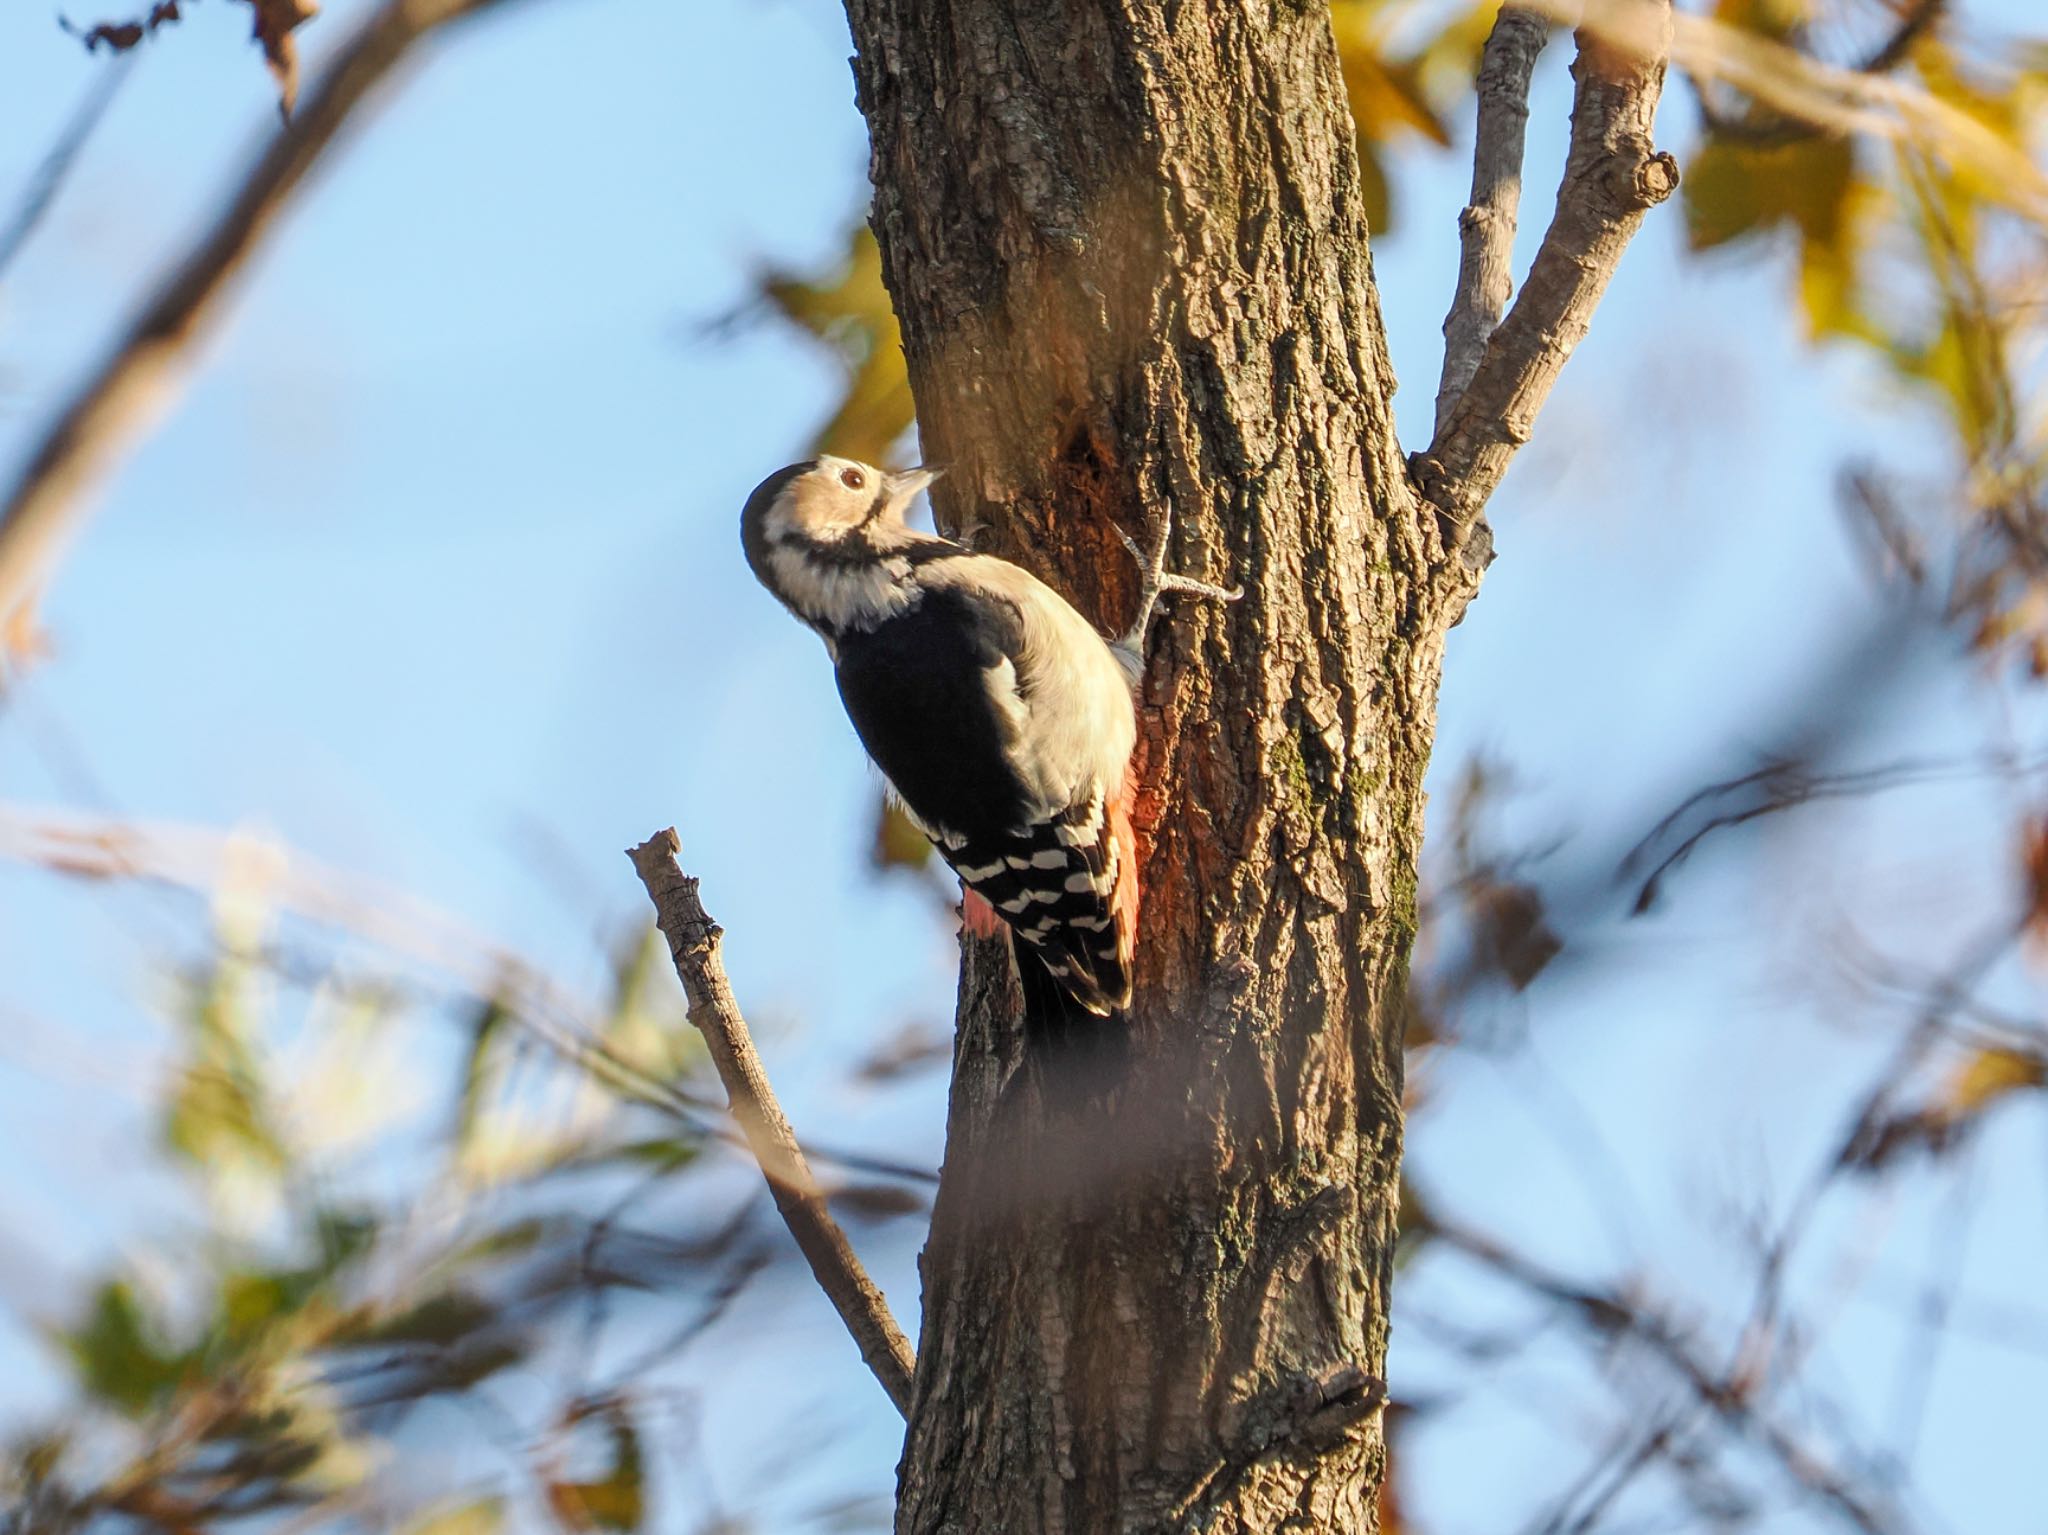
left=845, top=2, right=1441, bottom=1529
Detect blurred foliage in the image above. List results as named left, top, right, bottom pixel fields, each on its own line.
left=1329, top=0, right=1494, bottom=234
left=757, top=2, right=1503, bottom=465
left=1842, top=1040, right=2047, bottom=1169
left=0, top=864, right=924, bottom=1533
left=10, top=1, right=2048, bottom=1531
left=1681, top=0, right=2048, bottom=672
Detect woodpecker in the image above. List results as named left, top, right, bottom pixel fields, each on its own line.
left=740, top=455, right=1237, bottom=1021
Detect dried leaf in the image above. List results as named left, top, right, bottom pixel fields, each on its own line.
left=1, top=594, right=52, bottom=674
left=2022, top=816, right=2048, bottom=948
left=547, top=1403, right=644, bottom=1532
left=60, top=0, right=315, bottom=113
left=1944, top=1044, right=2048, bottom=1116
left=1468, top=877, right=1562, bottom=991
left=243, top=0, right=319, bottom=119
left=58, top=5, right=180, bottom=52
left=1842, top=1045, right=2047, bottom=1171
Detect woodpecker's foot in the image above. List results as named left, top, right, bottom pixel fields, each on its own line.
left=1112, top=512, right=1242, bottom=654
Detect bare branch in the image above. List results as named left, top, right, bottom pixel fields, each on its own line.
left=1418, top=0, right=1678, bottom=587
left=627, top=828, right=917, bottom=1416
left=1420, top=1209, right=1920, bottom=1535
left=1433, top=5, right=1548, bottom=440
left=0, top=0, right=532, bottom=634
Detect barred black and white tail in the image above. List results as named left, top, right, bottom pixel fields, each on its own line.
left=947, top=793, right=1135, bottom=1018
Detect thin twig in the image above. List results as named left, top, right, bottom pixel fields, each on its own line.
left=1619, top=749, right=2048, bottom=913
left=0, top=0, right=533, bottom=633
left=0, top=800, right=940, bottom=1187
left=1433, top=4, right=1548, bottom=439
left=1422, top=1209, right=1919, bottom=1535
left=0, top=54, right=135, bottom=281
left=1417, top=0, right=1678, bottom=597
left=627, top=828, right=917, bottom=1416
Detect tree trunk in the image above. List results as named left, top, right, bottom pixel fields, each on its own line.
left=844, top=3, right=1445, bottom=1529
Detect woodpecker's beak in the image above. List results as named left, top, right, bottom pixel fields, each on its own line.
left=885, top=465, right=943, bottom=505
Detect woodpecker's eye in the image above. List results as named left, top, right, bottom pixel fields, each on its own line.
left=839, top=467, right=867, bottom=490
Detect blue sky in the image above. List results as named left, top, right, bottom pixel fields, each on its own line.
left=1, top=0, right=2043, bottom=1528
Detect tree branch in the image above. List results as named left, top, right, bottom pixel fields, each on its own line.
left=1421, top=1208, right=1919, bottom=1535
left=1417, top=0, right=1678, bottom=596
left=1432, top=4, right=1548, bottom=441
left=0, top=0, right=532, bottom=633
left=626, top=829, right=917, bottom=1416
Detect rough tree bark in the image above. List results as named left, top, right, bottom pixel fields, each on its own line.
left=838, top=1, right=1667, bottom=1530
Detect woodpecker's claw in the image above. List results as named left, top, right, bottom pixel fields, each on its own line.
left=1112, top=513, right=1242, bottom=655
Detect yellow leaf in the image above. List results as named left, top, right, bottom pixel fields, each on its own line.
left=406, top=1500, right=504, bottom=1535
left=871, top=795, right=932, bottom=872
left=1709, top=0, right=1810, bottom=45
left=1942, top=1047, right=2045, bottom=1117
left=1685, top=133, right=1856, bottom=251
left=1355, top=136, right=1393, bottom=237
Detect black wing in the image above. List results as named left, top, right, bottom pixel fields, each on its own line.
left=833, top=585, right=1033, bottom=845
left=834, top=586, right=1130, bottom=1015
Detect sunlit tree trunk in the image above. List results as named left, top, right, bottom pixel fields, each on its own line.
left=844, top=3, right=1447, bottom=1528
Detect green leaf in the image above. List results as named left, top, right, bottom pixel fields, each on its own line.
left=218, top=1269, right=295, bottom=1350
left=56, top=1281, right=186, bottom=1416
left=312, top=1208, right=379, bottom=1274
left=453, top=996, right=511, bottom=1155
left=340, top=1289, right=496, bottom=1349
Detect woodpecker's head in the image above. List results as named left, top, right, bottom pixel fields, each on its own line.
left=740, top=457, right=943, bottom=632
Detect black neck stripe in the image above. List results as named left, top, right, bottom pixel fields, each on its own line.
left=854, top=479, right=890, bottom=532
